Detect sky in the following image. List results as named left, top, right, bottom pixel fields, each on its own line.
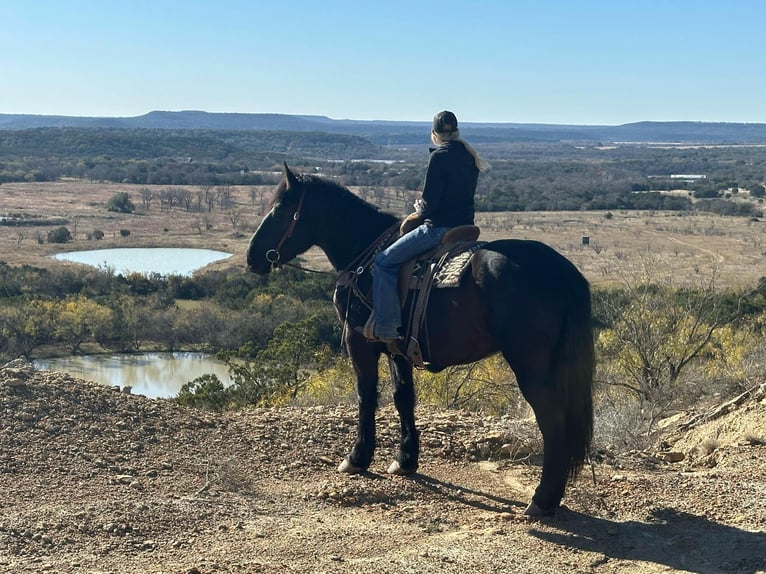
left=2, top=0, right=765, bottom=125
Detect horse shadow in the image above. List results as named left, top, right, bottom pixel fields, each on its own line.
left=531, top=506, right=766, bottom=573
left=410, top=472, right=527, bottom=513
left=405, top=473, right=765, bottom=573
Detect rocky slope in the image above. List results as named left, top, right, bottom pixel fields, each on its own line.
left=1, top=361, right=765, bottom=573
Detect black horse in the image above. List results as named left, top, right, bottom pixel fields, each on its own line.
left=247, top=165, right=594, bottom=516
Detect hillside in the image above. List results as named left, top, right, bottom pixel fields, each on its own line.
left=1, top=360, right=764, bottom=573
left=4, top=111, right=766, bottom=144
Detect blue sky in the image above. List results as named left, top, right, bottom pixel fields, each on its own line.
left=2, top=0, right=765, bottom=125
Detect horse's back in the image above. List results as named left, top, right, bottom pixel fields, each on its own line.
left=473, top=238, right=589, bottom=300
left=464, top=238, right=591, bottom=357
left=422, top=238, right=590, bottom=370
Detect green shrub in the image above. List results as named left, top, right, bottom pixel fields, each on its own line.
left=107, top=192, right=135, bottom=213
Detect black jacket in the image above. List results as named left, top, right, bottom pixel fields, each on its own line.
left=420, top=140, right=479, bottom=228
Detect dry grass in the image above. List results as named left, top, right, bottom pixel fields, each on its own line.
left=1, top=181, right=765, bottom=289
left=476, top=209, right=766, bottom=289
left=0, top=180, right=264, bottom=274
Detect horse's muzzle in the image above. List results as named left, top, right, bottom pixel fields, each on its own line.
left=246, top=252, right=272, bottom=275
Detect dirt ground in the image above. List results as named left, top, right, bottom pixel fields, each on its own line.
left=1, top=361, right=765, bottom=574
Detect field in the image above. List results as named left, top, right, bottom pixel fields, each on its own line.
left=2, top=180, right=765, bottom=291
left=2, top=180, right=766, bottom=572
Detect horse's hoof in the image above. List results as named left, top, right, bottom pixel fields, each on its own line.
left=338, top=458, right=364, bottom=474
left=523, top=501, right=556, bottom=517
left=386, top=460, right=417, bottom=475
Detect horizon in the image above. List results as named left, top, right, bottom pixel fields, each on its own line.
left=2, top=1, right=766, bottom=124
left=3, top=109, right=766, bottom=129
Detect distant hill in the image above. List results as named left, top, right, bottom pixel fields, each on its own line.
left=3, top=111, right=766, bottom=144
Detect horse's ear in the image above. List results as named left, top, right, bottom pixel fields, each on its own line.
left=284, top=163, right=299, bottom=190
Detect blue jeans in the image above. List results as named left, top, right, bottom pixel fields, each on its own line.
left=372, top=224, right=447, bottom=338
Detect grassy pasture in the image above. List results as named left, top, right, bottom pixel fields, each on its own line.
left=1, top=180, right=764, bottom=290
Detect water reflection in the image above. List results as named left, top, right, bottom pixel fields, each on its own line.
left=34, top=352, right=232, bottom=399
left=51, top=248, right=232, bottom=276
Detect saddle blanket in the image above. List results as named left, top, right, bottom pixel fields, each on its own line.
left=430, top=242, right=485, bottom=288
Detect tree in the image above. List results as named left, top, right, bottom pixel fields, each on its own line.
left=227, top=208, right=243, bottom=230
left=139, top=187, right=154, bottom=210
left=106, top=192, right=135, bottom=213
left=595, top=266, right=740, bottom=430
left=54, top=296, right=113, bottom=354
left=219, top=315, right=333, bottom=407
left=416, top=354, right=524, bottom=416
left=0, top=300, right=57, bottom=358
left=106, top=295, right=156, bottom=351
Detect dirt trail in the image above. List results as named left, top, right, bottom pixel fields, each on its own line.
left=1, top=363, right=765, bottom=573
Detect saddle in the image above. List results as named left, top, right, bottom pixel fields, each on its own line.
left=396, top=225, right=483, bottom=368
left=336, top=216, right=484, bottom=368
left=397, top=224, right=480, bottom=303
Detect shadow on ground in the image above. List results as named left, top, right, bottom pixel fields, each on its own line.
left=531, top=507, right=766, bottom=573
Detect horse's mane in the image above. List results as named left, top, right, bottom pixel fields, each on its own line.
left=270, top=173, right=396, bottom=223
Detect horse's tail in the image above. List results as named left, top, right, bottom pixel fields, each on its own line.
left=554, top=276, right=595, bottom=480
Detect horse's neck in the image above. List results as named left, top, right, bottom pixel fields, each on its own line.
left=314, top=200, right=396, bottom=271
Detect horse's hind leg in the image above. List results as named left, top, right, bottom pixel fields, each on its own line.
left=509, top=357, right=570, bottom=516
left=387, top=355, right=419, bottom=475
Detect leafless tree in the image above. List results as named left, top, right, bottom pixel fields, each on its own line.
left=140, top=187, right=153, bottom=210
left=218, top=185, right=233, bottom=211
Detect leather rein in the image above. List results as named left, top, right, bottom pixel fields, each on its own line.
left=260, top=188, right=399, bottom=280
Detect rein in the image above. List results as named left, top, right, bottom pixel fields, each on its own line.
left=256, top=174, right=401, bottom=300
left=259, top=188, right=400, bottom=347
left=262, top=188, right=400, bottom=285
left=263, top=188, right=334, bottom=276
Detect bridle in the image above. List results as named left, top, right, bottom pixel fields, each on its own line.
left=264, top=188, right=306, bottom=266
left=259, top=184, right=400, bottom=284
left=260, top=189, right=334, bottom=276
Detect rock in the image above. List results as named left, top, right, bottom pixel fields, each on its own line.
left=3, top=359, right=34, bottom=371
left=657, top=451, right=685, bottom=463
left=3, top=378, right=26, bottom=388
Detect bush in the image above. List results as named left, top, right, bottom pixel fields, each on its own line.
left=47, top=226, right=72, bottom=243
left=107, top=192, right=135, bottom=213
left=176, top=374, right=229, bottom=411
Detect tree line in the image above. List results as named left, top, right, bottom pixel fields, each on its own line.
left=2, top=128, right=766, bottom=215
left=3, top=254, right=766, bottom=453
left=0, top=262, right=337, bottom=361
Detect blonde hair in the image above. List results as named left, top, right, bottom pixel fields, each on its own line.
left=431, top=129, right=489, bottom=171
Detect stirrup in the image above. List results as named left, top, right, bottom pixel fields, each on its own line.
left=362, top=314, right=376, bottom=340
left=362, top=314, right=399, bottom=344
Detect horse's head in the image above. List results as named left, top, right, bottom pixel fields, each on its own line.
left=247, top=164, right=315, bottom=274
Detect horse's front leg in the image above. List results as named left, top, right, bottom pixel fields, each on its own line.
left=338, top=334, right=381, bottom=473
left=386, top=355, right=419, bottom=475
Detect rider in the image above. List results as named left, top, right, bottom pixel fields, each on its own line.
left=364, top=110, right=487, bottom=343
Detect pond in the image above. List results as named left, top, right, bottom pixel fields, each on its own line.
left=34, top=352, right=232, bottom=399
left=51, top=247, right=233, bottom=276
